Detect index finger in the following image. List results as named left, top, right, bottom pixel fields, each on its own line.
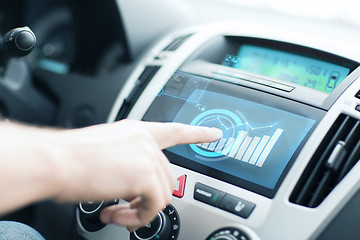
left=142, top=122, right=223, bottom=149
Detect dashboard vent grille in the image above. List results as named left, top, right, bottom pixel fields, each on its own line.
left=138, top=65, right=161, bottom=83
left=290, top=114, right=360, bottom=208
left=162, top=34, right=192, bottom=51
left=116, top=66, right=161, bottom=120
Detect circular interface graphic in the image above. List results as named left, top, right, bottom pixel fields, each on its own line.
left=190, top=109, right=246, bottom=157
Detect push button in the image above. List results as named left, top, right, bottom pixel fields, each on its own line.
left=355, top=105, right=360, bottom=112
left=219, top=194, right=255, bottom=219
left=193, top=183, right=225, bottom=207
left=193, top=183, right=256, bottom=219
left=355, top=90, right=360, bottom=99
left=173, top=175, right=186, bottom=198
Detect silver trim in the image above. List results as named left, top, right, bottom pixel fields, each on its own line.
left=79, top=201, right=104, bottom=215
left=134, top=212, right=163, bottom=240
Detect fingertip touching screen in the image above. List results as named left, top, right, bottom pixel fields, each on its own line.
left=143, top=71, right=322, bottom=198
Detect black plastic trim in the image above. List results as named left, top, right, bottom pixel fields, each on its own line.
left=290, top=114, right=360, bottom=207
left=115, top=65, right=161, bottom=121
left=162, top=34, right=192, bottom=51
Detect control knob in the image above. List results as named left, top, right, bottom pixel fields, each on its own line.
left=78, top=200, right=118, bottom=232
left=130, top=205, right=180, bottom=240
left=206, top=227, right=250, bottom=240
left=2, top=26, right=36, bottom=58
left=131, top=211, right=171, bottom=240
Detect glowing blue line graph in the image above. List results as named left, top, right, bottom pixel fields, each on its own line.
left=190, top=109, right=283, bottom=167
left=199, top=116, right=278, bottom=131
left=190, top=109, right=244, bottom=158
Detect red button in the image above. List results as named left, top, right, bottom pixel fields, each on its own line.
left=173, top=175, right=187, bottom=198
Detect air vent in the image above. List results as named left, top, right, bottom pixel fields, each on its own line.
left=290, top=114, right=360, bottom=208
left=162, top=34, right=192, bottom=51
left=137, top=65, right=161, bottom=83
left=116, top=66, right=161, bottom=120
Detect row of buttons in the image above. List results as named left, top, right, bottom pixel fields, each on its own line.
left=172, top=175, right=255, bottom=219
left=355, top=90, right=360, bottom=112
left=354, top=90, right=360, bottom=112
left=194, top=183, right=255, bottom=219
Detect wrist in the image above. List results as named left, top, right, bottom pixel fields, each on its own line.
left=0, top=122, right=66, bottom=212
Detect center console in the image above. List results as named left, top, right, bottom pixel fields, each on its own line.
left=76, top=22, right=360, bottom=239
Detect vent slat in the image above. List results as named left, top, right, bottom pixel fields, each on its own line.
left=343, top=121, right=360, bottom=143
left=308, top=171, right=332, bottom=207
left=290, top=114, right=360, bottom=208
left=337, top=136, right=360, bottom=181
left=331, top=121, right=360, bottom=172
left=294, top=151, right=325, bottom=205
left=162, top=34, right=192, bottom=51
left=138, top=66, right=161, bottom=86
left=293, top=115, right=349, bottom=205
left=115, top=66, right=161, bottom=120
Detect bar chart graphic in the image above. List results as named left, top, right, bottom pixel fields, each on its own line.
left=190, top=109, right=246, bottom=158
left=196, top=128, right=283, bottom=167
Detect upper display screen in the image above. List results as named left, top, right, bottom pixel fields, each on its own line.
left=230, top=44, right=350, bottom=93
left=143, top=71, right=317, bottom=197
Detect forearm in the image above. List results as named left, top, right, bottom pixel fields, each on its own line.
left=0, top=121, right=62, bottom=215
left=0, top=119, right=222, bottom=229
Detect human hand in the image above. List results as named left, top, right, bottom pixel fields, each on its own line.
left=54, top=120, right=222, bottom=231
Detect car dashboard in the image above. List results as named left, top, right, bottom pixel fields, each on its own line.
left=1, top=1, right=360, bottom=240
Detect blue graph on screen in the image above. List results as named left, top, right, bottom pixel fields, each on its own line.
left=190, top=109, right=283, bottom=167
left=157, top=72, right=316, bottom=189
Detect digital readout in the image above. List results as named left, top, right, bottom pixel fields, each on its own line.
left=233, top=45, right=350, bottom=94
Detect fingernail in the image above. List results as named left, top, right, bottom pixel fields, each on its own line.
left=211, top=127, right=223, bottom=139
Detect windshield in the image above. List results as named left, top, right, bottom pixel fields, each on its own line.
left=182, top=0, right=360, bottom=27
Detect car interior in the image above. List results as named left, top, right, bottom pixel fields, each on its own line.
left=1, top=0, right=360, bottom=239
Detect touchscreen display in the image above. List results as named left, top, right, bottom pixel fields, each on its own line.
left=225, top=45, right=350, bottom=94
left=143, top=71, right=316, bottom=197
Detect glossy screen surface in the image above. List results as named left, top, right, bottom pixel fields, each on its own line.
left=143, top=71, right=316, bottom=197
